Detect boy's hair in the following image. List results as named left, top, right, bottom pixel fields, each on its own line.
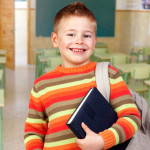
left=53, top=1, right=97, bottom=34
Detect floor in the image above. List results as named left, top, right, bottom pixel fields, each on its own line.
left=2, top=64, right=35, bottom=150
left=2, top=2, right=30, bottom=149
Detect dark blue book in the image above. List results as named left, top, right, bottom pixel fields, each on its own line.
left=66, top=87, right=131, bottom=150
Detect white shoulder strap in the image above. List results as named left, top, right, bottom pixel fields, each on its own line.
left=95, top=62, right=110, bottom=102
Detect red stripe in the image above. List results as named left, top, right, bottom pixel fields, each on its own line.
left=34, top=68, right=95, bottom=85
left=44, top=91, right=86, bottom=108
left=46, top=125, right=68, bottom=134
left=25, top=128, right=46, bottom=135
left=116, top=121, right=130, bottom=140
left=29, top=103, right=44, bottom=112
left=110, top=90, right=131, bottom=100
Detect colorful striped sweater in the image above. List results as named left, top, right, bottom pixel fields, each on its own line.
left=24, top=61, right=141, bottom=150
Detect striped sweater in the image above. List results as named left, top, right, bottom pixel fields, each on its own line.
left=24, top=61, right=141, bottom=150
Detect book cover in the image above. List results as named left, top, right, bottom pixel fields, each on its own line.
left=66, top=87, right=131, bottom=150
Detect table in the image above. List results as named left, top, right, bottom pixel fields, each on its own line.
left=94, top=52, right=133, bottom=62
left=144, top=80, right=150, bottom=106
left=114, top=63, right=150, bottom=83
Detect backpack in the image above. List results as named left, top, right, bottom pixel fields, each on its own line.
left=95, top=62, right=150, bottom=150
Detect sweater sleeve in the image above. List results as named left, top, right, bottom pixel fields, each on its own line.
left=24, top=86, right=48, bottom=150
left=98, top=65, right=141, bottom=149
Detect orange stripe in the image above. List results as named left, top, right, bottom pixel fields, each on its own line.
left=43, top=143, right=80, bottom=150
left=111, top=85, right=129, bottom=94
left=49, top=119, right=70, bottom=130
left=26, top=139, right=43, bottom=149
left=117, top=107, right=139, bottom=118
left=110, top=81, right=126, bottom=89
left=41, top=81, right=95, bottom=101
left=25, top=122, right=47, bottom=130
left=50, top=114, right=70, bottom=126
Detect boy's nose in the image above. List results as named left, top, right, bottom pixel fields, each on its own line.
left=75, top=36, right=83, bottom=44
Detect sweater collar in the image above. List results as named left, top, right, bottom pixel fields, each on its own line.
left=55, top=62, right=97, bottom=73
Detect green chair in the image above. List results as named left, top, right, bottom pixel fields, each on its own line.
left=91, top=48, right=109, bottom=62
left=94, top=48, right=109, bottom=55
left=130, top=47, right=144, bottom=63
left=110, top=54, right=128, bottom=66
left=144, top=80, right=150, bottom=106
left=41, top=48, right=59, bottom=56
left=143, top=47, right=150, bottom=63
left=35, top=48, right=60, bottom=78
left=127, top=67, right=150, bottom=96
left=110, top=54, right=129, bottom=82
left=44, top=56, right=63, bottom=73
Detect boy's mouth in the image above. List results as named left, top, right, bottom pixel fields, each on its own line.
left=69, top=48, right=86, bottom=53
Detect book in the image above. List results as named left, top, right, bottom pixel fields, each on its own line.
left=66, top=87, right=131, bottom=150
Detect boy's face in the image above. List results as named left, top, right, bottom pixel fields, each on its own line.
left=51, top=16, right=97, bottom=68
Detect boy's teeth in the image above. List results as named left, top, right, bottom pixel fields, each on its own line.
left=72, top=49, right=84, bottom=52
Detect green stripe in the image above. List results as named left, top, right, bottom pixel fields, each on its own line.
left=26, top=118, right=47, bottom=124
left=109, top=76, right=123, bottom=84
left=109, top=128, right=119, bottom=145
left=49, top=109, right=75, bottom=121
left=124, top=117, right=138, bottom=133
left=24, top=135, right=42, bottom=144
left=44, top=137, right=76, bottom=147
left=31, top=88, right=40, bottom=98
left=115, top=104, right=137, bottom=112
left=39, top=77, right=95, bottom=96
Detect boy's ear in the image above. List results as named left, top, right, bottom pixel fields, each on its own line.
left=95, top=37, right=97, bottom=44
left=51, top=32, right=58, bottom=48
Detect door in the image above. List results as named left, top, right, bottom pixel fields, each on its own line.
left=0, top=0, right=15, bottom=69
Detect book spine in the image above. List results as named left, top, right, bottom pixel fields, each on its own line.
left=67, top=123, right=85, bottom=139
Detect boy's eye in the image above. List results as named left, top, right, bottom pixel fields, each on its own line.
left=67, top=33, right=75, bottom=37
left=84, top=34, right=91, bottom=38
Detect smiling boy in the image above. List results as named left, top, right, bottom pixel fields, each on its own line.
left=24, top=2, right=141, bottom=150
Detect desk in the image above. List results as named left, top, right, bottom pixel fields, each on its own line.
left=114, top=63, right=150, bottom=83
left=95, top=53, right=133, bottom=62
left=144, top=80, right=150, bottom=106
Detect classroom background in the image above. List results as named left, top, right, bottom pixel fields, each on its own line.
left=0, top=0, right=150, bottom=150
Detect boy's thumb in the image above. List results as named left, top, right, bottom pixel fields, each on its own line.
left=81, top=122, right=91, bottom=134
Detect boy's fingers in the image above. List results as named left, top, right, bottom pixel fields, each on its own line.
left=76, top=138, right=83, bottom=147
left=81, top=122, right=91, bottom=134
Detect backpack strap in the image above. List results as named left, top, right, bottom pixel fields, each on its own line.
left=95, top=62, right=110, bottom=102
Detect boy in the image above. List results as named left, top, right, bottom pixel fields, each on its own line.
left=24, top=2, right=141, bottom=150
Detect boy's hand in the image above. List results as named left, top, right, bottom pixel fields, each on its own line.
left=75, top=122, right=104, bottom=150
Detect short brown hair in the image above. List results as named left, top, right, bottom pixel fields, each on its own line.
left=53, top=1, right=97, bottom=34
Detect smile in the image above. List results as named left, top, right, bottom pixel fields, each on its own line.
left=69, top=48, right=86, bottom=52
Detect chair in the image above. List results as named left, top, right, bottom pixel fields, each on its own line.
left=127, top=67, right=150, bottom=96
left=110, top=54, right=128, bottom=66
left=143, top=47, right=150, bottom=63
left=41, top=48, right=59, bottom=56
left=35, top=48, right=60, bottom=78
left=91, top=48, right=109, bottom=62
left=44, top=56, right=63, bottom=73
left=130, top=47, right=144, bottom=63
left=94, top=48, right=109, bottom=55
